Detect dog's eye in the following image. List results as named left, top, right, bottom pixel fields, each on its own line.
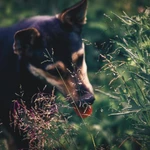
left=46, top=62, right=67, bottom=78
left=76, top=55, right=83, bottom=67
left=47, top=68, right=59, bottom=76
left=48, top=68, right=67, bottom=79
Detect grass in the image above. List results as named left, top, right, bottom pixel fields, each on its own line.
left=96, top=8, right=150, bottom=149
left=10, top=88, right=78, bottom=149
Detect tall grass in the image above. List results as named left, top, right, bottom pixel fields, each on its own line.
left=11, top=88, right=78, bottom=149
left=97, top=8, right=150, bottom=149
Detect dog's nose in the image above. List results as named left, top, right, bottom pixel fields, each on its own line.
left=76, top=93, right=95, bottom=107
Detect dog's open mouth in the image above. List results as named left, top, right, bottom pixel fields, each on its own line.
left=73, top=104, right=93, bottom=118
left=69, top=93, right=95, bottom=118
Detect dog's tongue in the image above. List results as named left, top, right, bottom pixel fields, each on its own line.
left=73, top=105, right=92, bottom=118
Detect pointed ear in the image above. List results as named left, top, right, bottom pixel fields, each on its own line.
left=58, top=0, right=88, bottom=25
left=13, top=28, right=41, bottom=56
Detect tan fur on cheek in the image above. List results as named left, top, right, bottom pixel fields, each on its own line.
left=72, top=44, right=84, bottom=63
left=28, top=64, right=77, bottom=97
left=28, top=64, right=64, bottom=89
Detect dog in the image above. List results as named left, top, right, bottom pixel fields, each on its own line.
left=0, top=0, right=95, bottom=149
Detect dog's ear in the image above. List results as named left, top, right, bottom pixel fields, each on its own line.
left=13, top=28, right=41, bottom=56
left=58, top=0, right=87, bottom=25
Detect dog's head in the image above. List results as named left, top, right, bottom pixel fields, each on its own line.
left=13, top=0, right=95, bottom=118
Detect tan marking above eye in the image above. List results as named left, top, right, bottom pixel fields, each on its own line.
left=72, top=47, right=84, bottom=63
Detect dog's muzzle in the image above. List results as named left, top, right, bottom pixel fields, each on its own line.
left=70, top=93, right=95, bottom=108
left=77, top=93, right=95, bottom=107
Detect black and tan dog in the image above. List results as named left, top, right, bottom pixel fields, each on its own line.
left=0, top=0, right=95, bottom=149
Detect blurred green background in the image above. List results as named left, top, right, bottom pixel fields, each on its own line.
left=0, top=0, right=149, bottom=149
